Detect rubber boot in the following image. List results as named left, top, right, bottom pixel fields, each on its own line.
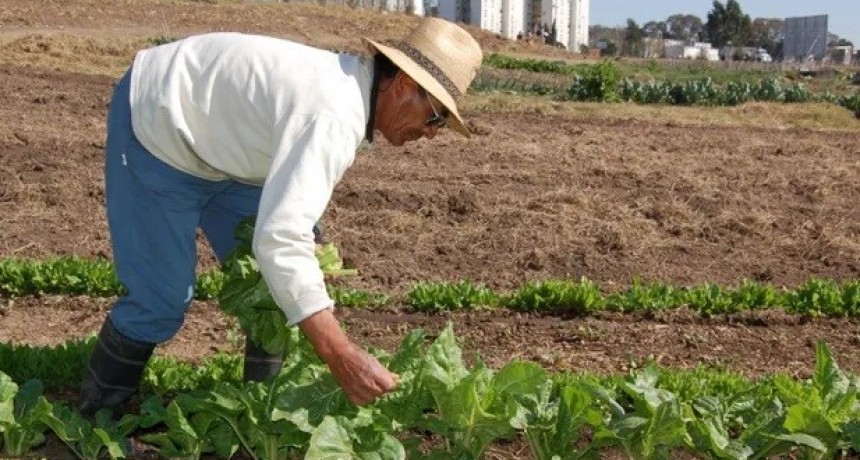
left=243, top=336, right=283, bottom=382
left=78, top=318, right=155, bottom=417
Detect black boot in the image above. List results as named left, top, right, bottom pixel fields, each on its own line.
left=79, top=318, right=155, bottom=417
left=243, top=336, right=283, bottom=382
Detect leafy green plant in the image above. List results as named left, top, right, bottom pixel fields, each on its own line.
left=730, top=280, right=781, bottom=310
left=0, top=376, right=52, bottom=457
left=784, top=278, right=845, bottom=317
left=504, top=278, right=605, bottom=314
left=0, top=338, right=95, bottom=390
left=139, top=397, right=237, bottom=460
left=43, top=405, right=139, bottom=460
left=607, top=279, right=680, bottom=312
left=683, top=283, right=737, bottom=316
left=407, top=280, right=498, bottom=312
left=567, top=59, right=622, bottom=102
left=219, top=218, right=359, bottom=356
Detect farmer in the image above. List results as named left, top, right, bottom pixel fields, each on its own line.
left=79, top=17, right=483, bottom=415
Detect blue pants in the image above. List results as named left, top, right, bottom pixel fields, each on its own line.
left=105, top=70, right=263, bottom=344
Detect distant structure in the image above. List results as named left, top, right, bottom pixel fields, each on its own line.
left=784, top=15, right=829, bottom=61
left=435, top=0, right=589, bottom=52
left=568, top=0, right=589, bottom=52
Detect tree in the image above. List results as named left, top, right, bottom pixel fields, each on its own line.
left=642, top=20, right=667, bottom=39
left=665, top=14, right=704, bottom=43
left=622, top=19, right=645, bottom=57
left=750, top=18, right=783, bottom=57
left=603, top=41, right=618, bottom=56
left=705, top=0, right=753, bottom=48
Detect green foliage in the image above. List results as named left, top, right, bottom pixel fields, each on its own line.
left=43, top=405, right=139, bottom=460
left=1, top=335, right=859, bottom=459
left=1, top=256, right=858, bottom=318
left=607, top=279, right=682, bottom=312
left=483, top=53, right=573, bottom=74
left=328, top=286, right=389, bottom=308
left=474, top=54, right=853, bottom=114
left=0, top=376, right=51, bottom=457
left=0, top=257, right=223, bottom=299
left=407, top=280, right=498, bottom=312
left=705, top=0, right=753, bottom=49
left=503, top=278, right=605, bottom=314
left=0, top=257, right=120, bottom=297
left=784, top=279, right=848, bottom=317
left=682, top=283, right=737, bottom=316
left=567, top=60, right=622, bottom=102
left=0, top=338, right=95, bottom=391
left=218, top=218, right=361, bottom=356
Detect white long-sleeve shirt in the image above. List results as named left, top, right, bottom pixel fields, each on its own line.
left=129, top=32, right=372, bottom=325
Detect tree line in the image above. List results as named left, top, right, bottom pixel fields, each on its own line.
left=590, top=0, right=854, bottom=59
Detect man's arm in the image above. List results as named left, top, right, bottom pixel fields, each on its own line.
left=256, top=115, right=396, bottom=404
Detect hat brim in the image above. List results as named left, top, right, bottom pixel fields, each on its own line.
left=363, top=38, right=470, bottom=138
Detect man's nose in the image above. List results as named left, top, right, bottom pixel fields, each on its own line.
left=423, top=124, right=439, bottom=139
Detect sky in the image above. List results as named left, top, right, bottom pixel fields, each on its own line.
left=590, top=0, right=858, bottom=46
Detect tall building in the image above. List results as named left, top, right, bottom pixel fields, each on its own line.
left=541, top=0, right=569, bottom=47
left=568, top=0, right=588, bottom=52
left=501, top=0, right=526, bottom=40
left=436, top=0, right=588, bottom=51
left=471, top=0, right=502, bottom=34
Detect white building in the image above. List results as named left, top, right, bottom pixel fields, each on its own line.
left=436, top=0, right=588, bottom=51
left=382, top=0, right=424, bottom=15
left=437, top=0, right=498, bottom=33
left=541, top=0, right=569, bottom=47
left=500, top=0, right=526, bottom=40
left=472, top=0, right=502, bottom=34
left=568, top=0, right=588, bottom=52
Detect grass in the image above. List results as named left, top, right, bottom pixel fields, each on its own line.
left=462, top=92, right=860, bottom=131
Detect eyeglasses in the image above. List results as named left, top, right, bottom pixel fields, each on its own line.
left=424, top=92, right=448, bottom=129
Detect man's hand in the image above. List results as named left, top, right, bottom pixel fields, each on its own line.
left=324, top=342, right=397, bottom=406
left=299, top=309, right=397, bottom=405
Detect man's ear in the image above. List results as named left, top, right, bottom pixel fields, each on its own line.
left=391, top=71, right=418, bottom=97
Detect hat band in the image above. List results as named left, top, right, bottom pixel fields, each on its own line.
left=395, top=42, right=462, bottom=99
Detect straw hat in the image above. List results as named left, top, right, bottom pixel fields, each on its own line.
left=364, top=17, right=483, bottom=137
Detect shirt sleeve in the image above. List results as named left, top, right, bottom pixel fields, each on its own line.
left=253, top=115, right=357, bottom=325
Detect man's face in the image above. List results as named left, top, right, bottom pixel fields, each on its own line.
left=376, top=73, right=448, bottom=146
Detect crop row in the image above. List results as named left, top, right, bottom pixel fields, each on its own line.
left=474, top=57, right=860, bottom=112
left=1, top=257, right=858, bottom=318
left=2, top=326, right=858, bottom=459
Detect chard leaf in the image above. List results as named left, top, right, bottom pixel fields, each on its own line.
left=422, top=324, right=469, bottom=405
left=0, top=373, right=17, bottom=426
left=274, top=373, right=353, bottom=427
left=306, top=416, right=405, bottom=460
left=0, top=379, right=51, bottom=456
left=623, top=366, right=677, bottom=415
left=812, top=342, right=849, bottom=406
left=436, top=368, right=516, bottom=458
left=492, top=361, right=547, bottom=399
left=783, top=405, right=838, bottom=446
left=766, top=432, right=828, bottom=454
left=692, top=419, right=753, bottom=460
left=844, top=420, right=860, bottom=451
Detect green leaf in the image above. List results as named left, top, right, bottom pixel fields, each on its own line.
left=783, top=405, right=837, bottom=447
left=422, top=324, right=469, bottom=401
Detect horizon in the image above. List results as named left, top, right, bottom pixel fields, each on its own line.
left=590, top=0, right=858, bottom=48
